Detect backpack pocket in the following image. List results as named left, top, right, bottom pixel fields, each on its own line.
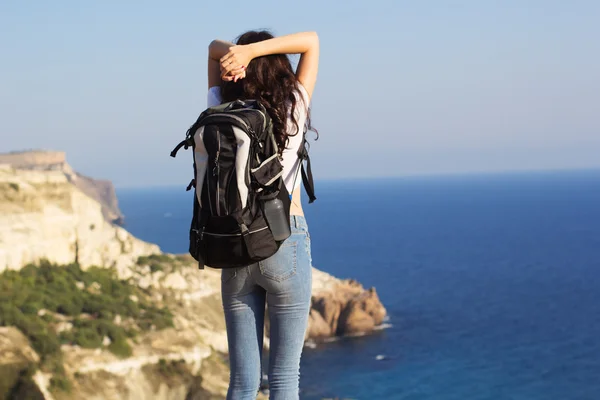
left=251, top=154, right=283, bottom=189
left=190, top=215, right=279, bottom=268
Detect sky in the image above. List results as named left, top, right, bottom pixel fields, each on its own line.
left=1, top=0, right=599, bottom=187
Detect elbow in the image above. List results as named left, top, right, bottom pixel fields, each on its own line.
left=208, top=40, right=221, bottom=60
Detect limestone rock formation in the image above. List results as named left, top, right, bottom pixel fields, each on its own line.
left=308, top=276, right=387, bottom=338
left=0, top=162, right=158, bottom=273
left=0, top=150, right=124, bottom=224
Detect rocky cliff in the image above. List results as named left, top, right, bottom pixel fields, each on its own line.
left=0, top=156, right=387, bottom=400
left=0, top=151, right=124, bottom=225
left=0, top=163, right=157, bottom=273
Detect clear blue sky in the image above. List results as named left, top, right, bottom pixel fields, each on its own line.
left=1, top=0, right=599, bottom=187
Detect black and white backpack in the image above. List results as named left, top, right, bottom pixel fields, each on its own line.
left=170, top=99, right=316, bottom=269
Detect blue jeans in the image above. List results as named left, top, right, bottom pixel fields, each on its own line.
left=221, top=215, right=313, bottom=400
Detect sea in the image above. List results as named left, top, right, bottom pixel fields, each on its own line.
left=117, top=170, right=600, bottom=400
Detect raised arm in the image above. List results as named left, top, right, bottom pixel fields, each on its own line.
left=208, top=40, right=236, bottom=89
left=220, top=31, right=320, bottom=98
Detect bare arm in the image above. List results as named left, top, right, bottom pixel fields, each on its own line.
left=208, top=40, right=235, bottom=88
left=220, top=31, right=320, bottom=98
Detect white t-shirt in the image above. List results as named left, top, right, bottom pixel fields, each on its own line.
left=207, top=84, right=310, bottom=193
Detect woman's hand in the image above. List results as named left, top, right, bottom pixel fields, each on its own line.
left=221, top=65, right=246, bottom=82
left=220, top=45, right=254, bottom=79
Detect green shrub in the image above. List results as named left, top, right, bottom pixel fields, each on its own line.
left=137, top=254, right=173, bottom=266
left=43, top=354, right=65, bottom=375
left=59, top=331, right=75, bottom=344
left=0, top=261, right=175, bottom=387
left=28, top=328, right=61, bottom=358
left=49, top=374, right=71, bottom=393
left=138, top=307, right=174, bottom=331
left=108, top=339, right=132, bottom=358
left=150, top=263, right=163, bottom=273
left=73, top=327, right=102, bottom=349
left=20, top=303, right=38, bottom=315
left=157, top=359, right=188, bottom=378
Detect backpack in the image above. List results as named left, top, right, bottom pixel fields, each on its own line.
left=170, top=99, right=316, bottom=269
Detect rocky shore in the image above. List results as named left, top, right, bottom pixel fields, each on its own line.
left=0, top=151, right=387, bottom=399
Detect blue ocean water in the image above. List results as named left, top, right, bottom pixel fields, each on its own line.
left=117, top=170, right=600, bottom=400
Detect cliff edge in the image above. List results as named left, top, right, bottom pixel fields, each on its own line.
left=0, top=158, right=159, bottom=273
left=0, top=151, right=124, bottom=225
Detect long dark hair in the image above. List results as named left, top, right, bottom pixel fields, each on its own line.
left=220, top=30, right=316, bottom=154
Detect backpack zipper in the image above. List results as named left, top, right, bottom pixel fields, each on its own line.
left=205, top=113, right=256, bottom=191
left=205, top=168, right=214, bottom=216
left=214, top=133, right=221, bottom=216
left=225, top=168, right=235, bottom=210
left=202, top=109, right=267, bottom=204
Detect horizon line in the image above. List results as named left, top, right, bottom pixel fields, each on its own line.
left=114, top=166, right=600, bottom=190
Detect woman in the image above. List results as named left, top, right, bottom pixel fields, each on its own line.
left=207, top=30, right=319, bottom=399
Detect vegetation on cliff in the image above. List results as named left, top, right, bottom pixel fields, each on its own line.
left=0, top=260, right=173, bottom=393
